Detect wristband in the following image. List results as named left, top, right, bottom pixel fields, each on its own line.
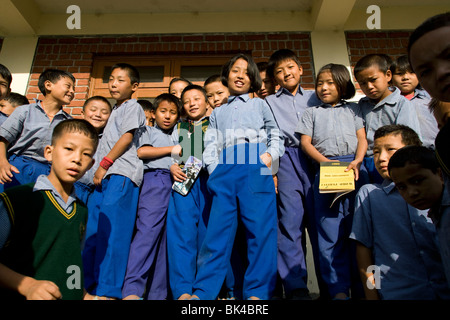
left=100, top=157, right=114, bottom=170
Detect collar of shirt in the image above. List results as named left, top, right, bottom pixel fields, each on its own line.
left=413, top=88, right=431, bottom=100
left=154, top=123, right=175, bottom=135
left=33, top=174, right=77, bottom=211
left=361, top=87, right=402, bottom=109
left=381, top=179, right=396, bottom=195
left=275, top=86, right=304, bottom=98
left=319, top=100, right=348, bottom=109
left=32, top=99, right=70, bottom=118
left=227, top=93, right=251, bottom=104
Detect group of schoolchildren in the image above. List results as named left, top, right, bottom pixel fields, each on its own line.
left=0, top=12, right=449, bottom=301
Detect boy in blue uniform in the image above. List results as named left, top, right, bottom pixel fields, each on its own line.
left=0, top=92, right=29, bottom=125
left=264, top=49, right=322, bottom=299
left=82, top=63, right=146, bottom=299
left=0, top=69, right=74, bottom=191
left=354, top=54, right=422, bottom=183
left=166, top=85, right=211, bottom=300
left=122, top=93, right=180, bottom=300
left=390, top=55, right=438, bottom=149
left=350, top=124, right=450, bottom=299
left=0, top=119, right=98, bottom=300
left=388, top=144, right=450, bottom=289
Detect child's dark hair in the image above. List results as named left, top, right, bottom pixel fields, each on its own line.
left=389, top=55, right=413, bottom=75
left=52, top=119, right=99, bottom=151
left=257, top=61, right=269, bottom=72
left=137, top=99, right=155, bottom=112
left=428, top=97, right=440, bottom=114
left=0, top=64, right=12, bottom=87
left=153, top=93, right=182, bottom=115
left=388, top=145, right=440, bottom=175
left=204, top=74, right=222, bottom=87
left=169, top=77, right=192, bottom=90
left=111, top=63, right=140, bottom=85
left=435, top=121, right=450, bottom=177
left=374, top=124, right=422, bottom=147
left=181, top=84, right=208, bottom=102
left=38, top=69, right=76, bottom=96
left=83, top=95, right=112, bottom=111
left=408, top=12, right=450, bottom=60
left=267, top=49, right=301, bottom=79
left=354, top=54, right=393, bottom=77
left=3, top=92, right=29, bottom=107
left=221, top=53, right=261, bottom=93
left=316, top=63, right=356, bottom=100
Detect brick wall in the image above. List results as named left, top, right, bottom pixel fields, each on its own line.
left=346, top=30, right=413, bottom=88
left=27, top=32, right=314, bottom=117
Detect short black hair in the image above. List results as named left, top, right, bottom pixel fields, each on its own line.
left=316, top=63, right=355, bottom=100
left=257, top=61, right=269, bottom=72
left=38, top=69, right=76, bottom=96
left=388, top=145, right=440, bottom=175
left=354, top=54, right=393, bottom=78
left=181, top=84, right=208, bottom=102
left=3, top=92, right=29, bottom=107
left=169, top=77, right=191, bottom=90
left=51, top=119, right=99, bottom=152
left=0, top=64, right=12, bottom=87
left=204, top=74, right=222, bottom=87
left=221, top=53, right=261, bottom=93
left=390, top=55, right=414, bottom=75
left=408, top=12, right=450, bottom=58
left=374, top=124, right=422, bottom=147
left=153, top=93, right=182, bottom=115
left=435, top=121, right=450, bottom=177
left=83, top=95, right=112, bottom=111
left=111, top=63, right=140, bottom=85
left=137, top=99, right=155, bottom=112
left=267, top=49, right=301, bottom=79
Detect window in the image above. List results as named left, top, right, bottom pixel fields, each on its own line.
left=89, top=55, right=230, bottom=103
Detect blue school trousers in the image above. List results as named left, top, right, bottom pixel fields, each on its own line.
left=82, top=174, right=140, bottom=298
left=313, top=154, right=369, bottom=297
left=276, top=146, right=320, bottom=295
left=122, top=169, right=172, bottom=300
left=166, top=169, right=210, bottom=299
left=192, top=143, right=278, bottom=300
left=0, top=155, right=51, bottom=192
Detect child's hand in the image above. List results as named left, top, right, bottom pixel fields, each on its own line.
left=0, top=159, right=19, bottom=184
left=23, top=278, right=62, bottom=300
left=170, top=163, right=187, bottom=182
left=171, top=145, right=182, bottom=158
left=273, top=175, right=278, bottom=194
left=93, top=166, right=107, bottom=186
left=345, top=160, right=362, bottom=181
left=260, top=152, right=272, bottom=168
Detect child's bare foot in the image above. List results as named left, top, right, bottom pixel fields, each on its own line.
left=189, top=295, right=200, bottom=300
left=178, top=293, right=192, bottom=300
left=248, top=296, right=260, bottom=300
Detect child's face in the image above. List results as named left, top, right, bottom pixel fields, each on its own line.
left=434, top=100, right=450, bottom=129
left=0, top=99, right=17, bottom=116
left=109, top=68, right=138, bottom=104
left=82, top=100, right=111, bottom=132
left=373, top=133, right=406, bottom=179
left=45, top=131, right=96, bottom=186
left=390, top=163, right=443, bottom=210
left=227, top=58, right=251, bottom=96
left=205, top=81, right=229, bottom=108
left=45, top=76, right=75, bottom=106
left=0, top=75, right=10, bottom=100
left=170, top=80, right=189, bottom=99
left=154, top=100, right=178, bottom=130
left=391, top=69, right=419, bottom=95
left=316, top=71, right=340, bottom=106
left=273, top=59, right=303, bottom=94
left=144, top=110, right=154, bottom=126
left=256, top=70, right=276, bottom=99
left=356, top=66, right=392, bottom=102
left=182, top=89, right=208, bottom=121
left=409, top=26, right=450, bottom=103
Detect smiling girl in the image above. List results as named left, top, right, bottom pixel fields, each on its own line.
left=296, top=63, right=369, bottom=300
left=190, top=53, right=284, bottom=300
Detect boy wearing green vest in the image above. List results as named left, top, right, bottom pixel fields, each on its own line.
left=0, top=119, right=98, bottom=300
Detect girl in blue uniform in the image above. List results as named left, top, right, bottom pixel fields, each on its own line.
left=296, top=63, right=369, bottom=300
left=190, top=53, right=284, bottom=300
